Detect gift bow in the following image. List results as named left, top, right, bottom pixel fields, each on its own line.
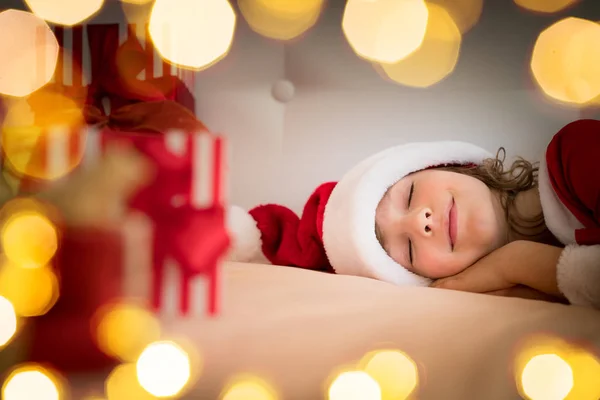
left=32, top=24, right=230, bottom=315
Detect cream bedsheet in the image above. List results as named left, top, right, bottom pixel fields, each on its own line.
left=148, top=262, right=600, bottom=399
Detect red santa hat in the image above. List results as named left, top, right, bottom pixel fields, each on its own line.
left=227, top=141, right=493, bottom=286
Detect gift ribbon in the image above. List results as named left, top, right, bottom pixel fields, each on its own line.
left=24, top=24, right=229, bottom=315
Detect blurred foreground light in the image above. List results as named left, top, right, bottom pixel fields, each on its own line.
left=105, top=364, right=155, bottom=400
left=514, top=0, right=578, bottom=14
left=342, top=0, right=429, bottom=64
left=0, top=261, right=59, bottom=317
left=521, top=354, right=573, bottom=400
left=1, top=211, right=58, bottom=269
left=515, top=334, right=600, bottom=400
left=239, top=0, right=324, bottom=41
left=25, top=0, right=104, bottom=26
left=360, top=349, right=418, bottom=400
left=149, top=0, right=236, bottom=70
left=220, top=375, right=278, bottom=400
left=531, top=17, right=600, bottom=105
left=428, top=0, right=483, bottom=34
left=0, top=295, right=18, bottom=348
left=0, top=10, right=58, bottom=97
left=379, top=3, right=461, bottom=88
left=95, top=302, right=161, bottom=362
left=136, top=341, right=191, bottom=397
left=329, top=371, right=381, bottom=400
left=2, top=364, right=63, bottom=400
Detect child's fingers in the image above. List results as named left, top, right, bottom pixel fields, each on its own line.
left=430, top=265, right=512, bottom=293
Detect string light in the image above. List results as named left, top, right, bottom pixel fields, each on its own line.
left=95, top=302, right=161, bottom=362
left=2, top=364, right=63, bottom=400
left=239, top=0, right=324, bottom=41
left=0, top=295, right=18, bottom=348
left=220, top=375, right=278, bottom=400
left=149, top=0, right=236, bottom=70
left=514, top=0, right=578, bottom=14
left=531, top=17, right=600, bottom=105
left=378, top=2, right=461, bottom=88
left=521, top=354, right=573, bottom=400
left=105, top=364, right=155, bottom=400
left=342, top=0, right=429, bottom=64
left=428, top=0, right=483, bottom=34
left=25, top=0, right=104, bottom=26
left=0, top=10, right=58, bottom=97
left=1, top=211, right=58, bottom=269
left=360, top=350, right=418, bottom=400
left=0, top=261, right=59, bottom=317
left=328, top=371, right=381, bottom=400
left=136, top=341, right=191, bottom=397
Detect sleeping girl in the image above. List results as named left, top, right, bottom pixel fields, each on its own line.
left=227, top=118, right=600, bottom=310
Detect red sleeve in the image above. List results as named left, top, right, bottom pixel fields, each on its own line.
left=546, top=119, right=600, bottom=244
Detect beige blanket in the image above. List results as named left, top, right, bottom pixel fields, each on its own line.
left=148, top=262, right=600, bottom=399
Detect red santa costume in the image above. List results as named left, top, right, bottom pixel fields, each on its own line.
left=227, top=119, right=600, bottom=309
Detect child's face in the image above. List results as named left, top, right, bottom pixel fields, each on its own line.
left=375, top=169, right=508, bottom=279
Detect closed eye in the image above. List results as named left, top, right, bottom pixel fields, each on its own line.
left=407, top=182, right=415, bottom=266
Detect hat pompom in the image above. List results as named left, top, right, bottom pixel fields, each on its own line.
left=225, top=205, right=263, bottom=262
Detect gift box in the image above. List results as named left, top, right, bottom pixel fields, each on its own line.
left=0, top=22, right=231, bottom=374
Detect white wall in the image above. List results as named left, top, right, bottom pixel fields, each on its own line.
left=194, top=0, right=600, bottom=213
left=6, top=0, right=600, bottom=213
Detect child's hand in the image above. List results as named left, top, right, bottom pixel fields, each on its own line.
left=430, top=241, right=517, bottom=293
left=430, top=240, right=566, bottom=301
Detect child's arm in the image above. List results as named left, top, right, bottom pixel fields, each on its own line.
left=431, top=240, right=565, bottom=300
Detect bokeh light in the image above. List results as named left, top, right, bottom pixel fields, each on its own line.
left=149, top=0, right=236, bottom=70
left=328, top=371, right=381, bottom=400
left=514, top=0, right=578, bottom=14
left=521, top=354, right=573, bottom=400
left=220, top=375, right=278, bottom=400
left=1, top=211, right=58, bottom=269
left=136, top=341, right=191, bottom=398
left=121, top=0, right=154, bottom=4
left=95, top=302, right=161, bottom=362
left=360, top=350, right=418, bottom=400
left=105, top=364, right=156, bottom=400
left=514, top=335, right=600, bottom=400
left=531, top=17, right=600, bottom=105
left=0, top=10, right=58, bottom=97
left=0, top=295, right=18, bottom=348
left=342, top=0, right=429, bottom=64
left=239, top=0, right=324, bottom=41
left=428, top=0, right=483, bottom=34
left=2, top=364, right=63, bottom=400
left=379, top=2, right=461, bottom=88
left=25, top=0, right=104, bottom=26
left=0, top=261, right=59, bottom=317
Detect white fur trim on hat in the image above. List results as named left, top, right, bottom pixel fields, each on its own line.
left=225, top=206, right=267, bottom=263
left=557, top=244, right=600, bottom=309
left=322, top=141, right=493, bottom=286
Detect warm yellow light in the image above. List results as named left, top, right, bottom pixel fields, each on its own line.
left=531, top=17, right=600, bottom=105
left=514, top=0, right=578, bottom=14
left=136, top=341, right=191, bottom=397
left=149, top=0, right=236, bottom=70
left=329, top=371, right=381, bottom=400
left=1, top=211, right=58, bottom=269
left=0, top=10, right=58, bottom=97
left=95, top=303, right=161, bottom=362
left=2, top=365, right=62, bottom=400
left=428, top=0, right=483, bottom=34
left=0, top=295, right=18, bottom=348
left=105, top=364, right=155, bottom=400
left=342, top=0, right=429, bottom=64
left=360, top=350, right=418, bottom=400
left=379, top=3, right=461, bottom=88
left=239, top=0, right=324, bottom=40
left=0, top=261, right=59, bottom=317
left=220, top=376, right=278, bottom=400
left=25, top=0, right=104, bottom=26
left=521, top=354, right=573, bottom=400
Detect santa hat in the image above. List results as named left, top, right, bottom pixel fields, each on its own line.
left=227, top=141, right=493, bottom=286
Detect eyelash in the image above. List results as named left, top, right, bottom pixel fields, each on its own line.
left=407, top=182, right=414, bottom=265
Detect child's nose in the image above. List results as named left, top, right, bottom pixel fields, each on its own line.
left=407, top=207, right=434, bottom=237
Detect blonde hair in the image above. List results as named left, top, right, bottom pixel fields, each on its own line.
left=441, top=148, right=557, bottom=245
